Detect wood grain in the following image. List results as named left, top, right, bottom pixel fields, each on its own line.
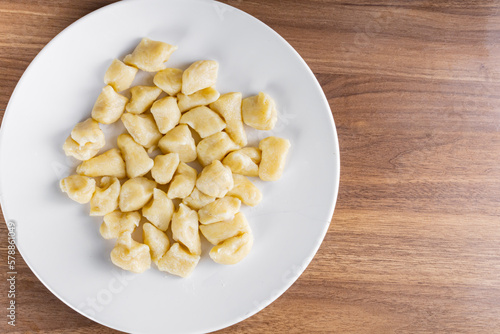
left=1, top=0, right=500, bottom=333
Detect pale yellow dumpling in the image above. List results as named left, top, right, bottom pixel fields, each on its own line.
left=242, top=92, right=277, bottom=130
left=143, top=222, right=170, bottom=265
left=167, top=162, right=197, bottom=199
left=258, top=136, right=291, bottom=181
left=196, top=160, right=234, bottom=198
left=182, top=188, right=215, bottom=211
left=60, top=175, right=96, bottom=204
left=157, top=243, right=200, bottom=278
left=70, top=118, right=105, bottom=147
left=119, top=177, right=156, bottom=212
left=142, top=188, right=174, bottom=231
left=154, top=68, right=183, bottom=96
left=76, top=148, right=126, bottom=178
left=150, top=96, right=181, bottom=134
left=63, top=136, right=102, bottom=161
left=198, top=196, right=241, bottom=225
left=238, top=147, right=262, bottom=164
left=117, top=133, right=154, bottom=178
left=227, top=174, right=262, bottom=207
left=209, top=232, right=253, bottom=265
left=90, top=177, right=120, bottom=216
left=126, top=86, right=162, bottom=115
left=100, top=210, right=141, bottom=239
left=171, top=204, right=201, bottom=256
left=209, top=92, right=247, bottom=146
left=222, top=150, right=259, bottom=177
left=158, top=124, right=196, bottom=163
left=180, top=106, right=226, bottom=138
left=151, top=153, right=179, bottom=185
left=104, top=59, right=138, bottom=92
left=91, top=85, right=128, bottom=124
left=200, top=212, right=250, bottom=245
left=124, top=38, right=177, bottom=72
left=121, top=113, right=162, bottom=149
left=196, top=132, right=239, bottom=166
left=181, top=60, right=219, bottom=95
left=110, top=232, right=151, bottom=273
left=177, top=87, right=220, bottom=113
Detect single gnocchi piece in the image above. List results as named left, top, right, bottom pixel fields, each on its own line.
left=198, top=196, right=241, bottom=225
left=242, top=92, right=277, bottom=130
left=91, top=85, right=128, bottom=124
left=227, top=174, right=262, bottom=206
left=200, top=212, right=251, bottom=245
left=238, top=147, right=262, bottom=164
left=70, top=118, right=105, bottom=147
left=209, top=232, right=253, bottom=265
left=90, top=176, right=121, bottom=216
left=180, top=106, right=226, bottom=138
left=142, top=188, right=174, bottom=231
left=158, top=124, right=196, bottom=163
left=157, top=243, right=200, bottom=278
left=143, top=222, right=170, bottom=265
left=153, top=68, right=183, bottom=96
left=126, top=86, right=162, bottom=114
left=222, top=150, right=259, bottom=177
left=110, top=232, right=151, bottom=273
left=124, top=38, right=177, bottom=72
left=151, top=153, right=179, bottom=184
left=119, top=177, right=156, bottom=212
left=63, top=136, right=102, bottom=161
left=100, top=210, right=141, bottom=239
left=117, top=133, right=154, bottom=178
left=258, top=136, right=291, bottom=181
left=209, top=92, right=247, bottom=146
left=196, top=132, right=239, bottom=166
left=171, top=204, right=201, bottom=255
left=182, top=188, right=215, bottom=211
left=150, top=96, right=181, bottom=134
left=76, top=148, right=126, bottom=178
left=60, top=175, right=96, bottom=204
left=177, top=87, right=220, bottom=113
left=181, top=60, right=219, bottom=95
left=196, top=160, right=234, bottom=198
left=104, top=59, right=138, bottom=92
left=121, top=113, right=162, bottom=149
left=167, top=162, right=197, bottom=199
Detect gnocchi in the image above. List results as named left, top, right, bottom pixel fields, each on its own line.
left=119, top=177, right=156, bottom=212
left=258, top=136, right=291, bottom=181
left=104, top=59, right=138, bottom=92
left=60, top=175, right=96, bottom=204
left=91, top=85, right=128, bottom=124
left=126, top=85, right=162, bottom=114
left=154, top=68, right=183, bottom=96
left=100, top=210, right=141, bottom=239
left=179, top=106, right=226, bottom=138
left=198, top=196, right=241, bottom=225
left=181, top=60, right=219, bottom=95
left=158, top=124, right=196, bottom=163
left=60, top=38, right=291, bottom=276
left=110, top=232, right=151, bottom=273
left=142, top=188, right=174, bottom=231
left=196, top=160, right=234, bottom=198
left=124, top=38, right=177, bottom=72
left=90, top=176, right=120, bottom=216
left=76, top=148, right=126, bottom=178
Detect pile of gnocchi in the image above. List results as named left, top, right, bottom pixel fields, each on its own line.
left=59, top=38, right=290, bottom=278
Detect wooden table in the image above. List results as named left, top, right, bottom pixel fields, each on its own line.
left=1, top=0, right=500, bottom=333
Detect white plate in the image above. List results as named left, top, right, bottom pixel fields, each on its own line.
left=0, top=0, right=339, bottom=333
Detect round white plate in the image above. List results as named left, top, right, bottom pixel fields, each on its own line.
left=0, top=0, right=339, bottom=333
